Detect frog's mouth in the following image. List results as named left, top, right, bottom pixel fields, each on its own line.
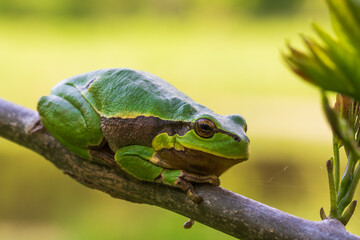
left=157, top=148, right=248, bottom=177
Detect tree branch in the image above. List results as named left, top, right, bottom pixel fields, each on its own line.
left=0, top=98, right=359, bottom=240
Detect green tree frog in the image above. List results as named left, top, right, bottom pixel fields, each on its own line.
left=37, top=68, right=249, bottom=202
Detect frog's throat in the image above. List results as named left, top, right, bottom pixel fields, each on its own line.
left=153, top=148, right=247, bottom=177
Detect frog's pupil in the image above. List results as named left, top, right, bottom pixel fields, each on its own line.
left=200, top=123, right=211, bottom=131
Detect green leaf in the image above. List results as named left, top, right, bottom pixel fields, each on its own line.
left=284, top=0, right=360, bottom=101
left=339, top=200, right=357, bottom=226
left=326, top=0, right=360, bottom=52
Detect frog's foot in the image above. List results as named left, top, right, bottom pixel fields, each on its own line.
left=164, top=171, right=220, bottom=203
left=160, top=172, right=202, bottom=203
left=180, top=171, right=220, bottom=186
left=155, top=169, right=221, bottom=203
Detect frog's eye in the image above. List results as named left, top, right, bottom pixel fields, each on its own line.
left=195, top=118, right=216, bottom=138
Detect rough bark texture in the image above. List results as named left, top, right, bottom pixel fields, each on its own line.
left=0, top=98, right=359, bottom=240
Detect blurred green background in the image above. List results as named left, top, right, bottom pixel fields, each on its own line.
left=1, top=0, right=359, bottom=239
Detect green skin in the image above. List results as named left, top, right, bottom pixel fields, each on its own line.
left=38, top=68, right=249, bottom=202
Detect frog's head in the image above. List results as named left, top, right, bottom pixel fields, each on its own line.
left=152, top=114, right=249, bottom=176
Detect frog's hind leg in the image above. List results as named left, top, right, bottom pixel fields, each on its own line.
left=38, top=83, right=103, bottom=160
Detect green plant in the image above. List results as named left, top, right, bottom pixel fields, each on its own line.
left=283, top=0, right=360, bottom=225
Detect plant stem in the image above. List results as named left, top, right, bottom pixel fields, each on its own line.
left=333, top=136, right=341, bottom=192
left=327, top=159, right=338, bottom=218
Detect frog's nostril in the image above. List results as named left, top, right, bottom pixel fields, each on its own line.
left=234, top=136, right=241, bottom=142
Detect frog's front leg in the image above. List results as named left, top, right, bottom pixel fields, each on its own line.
left=159, top=170, right=221, bottom=203
left=115, top=145, right=207, bottom=203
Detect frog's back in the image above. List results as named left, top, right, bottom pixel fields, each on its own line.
left=61, top=68, right=210, bottom=121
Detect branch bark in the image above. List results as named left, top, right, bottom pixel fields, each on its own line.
left=0, top=98, right=359, bottom=240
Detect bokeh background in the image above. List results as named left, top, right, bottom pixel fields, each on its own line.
left=1, top=0, right=359, bottom=239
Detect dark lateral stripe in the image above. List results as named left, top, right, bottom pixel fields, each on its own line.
left=100, top=115, right=192, bottom=149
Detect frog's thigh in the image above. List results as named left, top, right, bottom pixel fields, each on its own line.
left=50, top=83, right=102, bottom=146
left=115, top=145, right=163, bottom=181
left=38, top=95, right=90, bottom=159
left=38, top=84, right=102, bottom=159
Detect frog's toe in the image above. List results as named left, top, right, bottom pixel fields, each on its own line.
left=166, top=174, right=202, bottom=203
left=211, top=177, right=221, bottom=186
left=186, top=188, right=202, bottom=203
